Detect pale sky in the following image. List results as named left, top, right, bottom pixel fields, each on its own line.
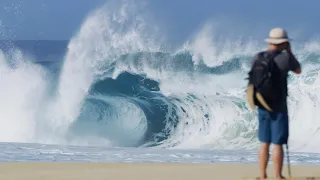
left=0, top=0, right=319, bottom=42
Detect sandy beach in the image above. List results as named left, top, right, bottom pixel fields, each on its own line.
left=0, top=163, right=318, bottom=180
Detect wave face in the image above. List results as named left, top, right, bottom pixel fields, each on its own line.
left=1, top=0, right=320, bottom=152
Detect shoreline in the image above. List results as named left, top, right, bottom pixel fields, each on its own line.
left=0, top=162, right=319, bottom=180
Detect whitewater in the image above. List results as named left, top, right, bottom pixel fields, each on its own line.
left=0, top=0, right=320, bottom=164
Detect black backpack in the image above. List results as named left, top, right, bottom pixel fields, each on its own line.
left=247, top=51, right=281, bottom=111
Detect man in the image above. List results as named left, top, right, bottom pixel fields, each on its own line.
left=248, top=27, right=301, bottom=179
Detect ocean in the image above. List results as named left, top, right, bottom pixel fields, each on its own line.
left=0, top=1, right=320, bottom=165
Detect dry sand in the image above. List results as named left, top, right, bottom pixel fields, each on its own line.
left=0, top=162, right=319, bottom=180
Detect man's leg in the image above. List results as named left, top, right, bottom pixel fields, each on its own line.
left=272, top=144, right=284, bottom=179
left=258, top=108, right=271, bottom=179
left=259, top=142, right=270, bottom=179
left=271, top=112, right=289, bottom=179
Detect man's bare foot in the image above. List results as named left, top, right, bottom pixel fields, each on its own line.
left=275, top=175, right=286, bottom=179
left=256, top=175, right=268, bottom=179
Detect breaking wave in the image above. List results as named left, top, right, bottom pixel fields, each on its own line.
left=0, top=0, right=320, bottom=153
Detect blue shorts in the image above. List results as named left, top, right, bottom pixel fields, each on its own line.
left=258, top=108, right=289, bottom=145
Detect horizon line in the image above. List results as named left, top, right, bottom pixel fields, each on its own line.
left=0, top=39, right=70, bottom=41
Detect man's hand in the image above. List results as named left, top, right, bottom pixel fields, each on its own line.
left=294, top=67, right=301, bottom=74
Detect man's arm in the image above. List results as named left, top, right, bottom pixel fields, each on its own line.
left=286, top=43, right=301, bottom=74
left=288, top=51, right=301, bottom=74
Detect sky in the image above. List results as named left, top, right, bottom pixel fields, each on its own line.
left=0, top=0, right=319, bottom=42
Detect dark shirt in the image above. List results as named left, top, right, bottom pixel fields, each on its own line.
left=251, top=50, right=301, bottom=112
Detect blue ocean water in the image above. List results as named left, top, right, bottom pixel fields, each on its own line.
left=0, top=0, right=320, bottom=164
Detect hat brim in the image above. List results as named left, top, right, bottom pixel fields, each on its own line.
left=264, top=38, right=291, bottom=44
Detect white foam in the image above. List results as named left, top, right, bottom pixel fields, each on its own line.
left=0, top=49, right=47, bottom=142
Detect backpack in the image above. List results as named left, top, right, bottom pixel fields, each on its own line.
left=246, top=51, right=280, bottom=111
